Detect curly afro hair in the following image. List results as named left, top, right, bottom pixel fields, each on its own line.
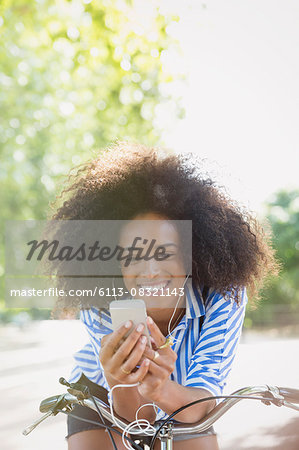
left=51, top=141, right=278, bottom=307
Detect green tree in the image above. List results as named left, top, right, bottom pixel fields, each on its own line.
left=0, top=0, right=181, bottom=314
left=244, top=189, right=299, bottom=330
left=0, top=0, right=180, bottom=223
left=262, top=189, right=299, bottom=306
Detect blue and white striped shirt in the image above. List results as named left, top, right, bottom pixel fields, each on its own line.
left=69, top=280, right=248, bottom=420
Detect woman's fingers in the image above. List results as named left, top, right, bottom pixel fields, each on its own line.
left=150, top=336, right=158, bottom=350
left=118, top=335, right=147, bottom=373
left=141, top=346, right=177, bottom=373
left=127, top=358, right=150, bottom=384
left=113, top=323, right=145, bottom=365
left=142, top=346, right=156, bottom=361
left=101, top=317, right=175, bottom=384
left=100, top=321, right=132, bottom=361
left=140, top=359, right=168, bottom=384
left=101, top=323, right=150, bottom=382
left=146, top=316, right=166, bottom=348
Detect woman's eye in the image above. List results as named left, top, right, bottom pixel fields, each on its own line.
left=120, top=252, right=177, bottom=266
left=163, top=252, right=176, bottom=260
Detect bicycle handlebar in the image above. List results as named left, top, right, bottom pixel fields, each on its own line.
left=35, top=384, right=299, bottom=437
left=278, top=387, right=299, bottom=404
left=40, top=392, right=130, bottom=429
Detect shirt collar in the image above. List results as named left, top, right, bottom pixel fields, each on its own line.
left=185, top=278, right=206, bottom=320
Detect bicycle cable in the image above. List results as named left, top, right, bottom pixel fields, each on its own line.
left=90, top=394, right=117, bottom=450
left=149, top=393, right=280, bottom=450
left=59, top=377, right=118, bottom=450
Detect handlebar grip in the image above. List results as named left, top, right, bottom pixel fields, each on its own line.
left=40, top=395, right=61, bottom=413
left=278, top=387, right=299, bottom=404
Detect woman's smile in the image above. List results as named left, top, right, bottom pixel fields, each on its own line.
left=136, top=279, right=171, bottom=296
left=118, top=212, right=187, bottom=307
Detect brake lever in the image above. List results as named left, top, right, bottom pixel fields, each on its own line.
left=23, top=376, right=93, bottom=437
left=23, top=393, right=69, bottom=436
left=22, top=410, right=54, bottom=436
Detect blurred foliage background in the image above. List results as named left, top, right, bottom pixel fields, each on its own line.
left=245, top=189, right=299, bottom=331
left=0, top=0, right=182, bottom=320
left=0, top=0, right=298, bottom=330
left=0, top=0, right=182, bottom=223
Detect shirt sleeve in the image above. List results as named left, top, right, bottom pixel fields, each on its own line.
left=68, top=308, right=112, bottom=386
left=184, top=288, right=248, bottom=403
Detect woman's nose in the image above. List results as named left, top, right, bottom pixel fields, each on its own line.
left=139, top=257, right=162, bottom=278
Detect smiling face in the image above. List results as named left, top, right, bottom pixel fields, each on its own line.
left=118, top=212, right=188, bottom=315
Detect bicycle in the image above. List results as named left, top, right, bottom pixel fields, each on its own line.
left=23, top=377, right=299, bottom=450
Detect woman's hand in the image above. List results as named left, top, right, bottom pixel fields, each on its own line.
left=99, top=321, right=150, bottom=386
left=137, top=316, right=177, bottom=402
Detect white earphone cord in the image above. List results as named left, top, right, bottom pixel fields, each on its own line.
left=167, top=273, right=190, bottom=337
left=109, top=274, right=190, bottom=449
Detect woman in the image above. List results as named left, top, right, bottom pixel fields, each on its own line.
left=52, top=142, right=277, bottom=449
